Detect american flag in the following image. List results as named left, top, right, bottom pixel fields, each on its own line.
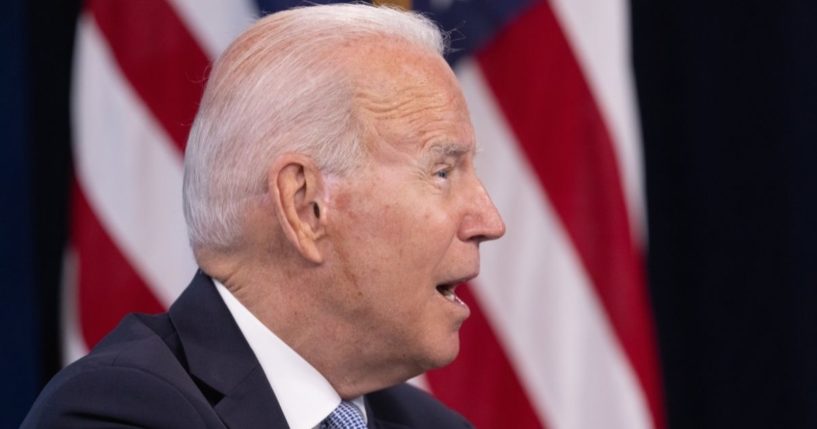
left=66, top=0, right=663, bottom=428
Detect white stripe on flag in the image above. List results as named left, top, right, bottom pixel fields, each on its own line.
left=60, top=247, right=87, bottom=363
left=72, top=14, right=196, bottom=307
left=458, top=59, right=653, bottom=429
left=166, top=0, right=256, bottom=59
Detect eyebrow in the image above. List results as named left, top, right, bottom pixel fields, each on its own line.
left=425, top=142, right=474, bottom=160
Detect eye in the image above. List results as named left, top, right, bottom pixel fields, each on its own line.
left=434, top=167, right=451, bottom=180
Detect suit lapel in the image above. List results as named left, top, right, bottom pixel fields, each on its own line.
left=365, top=396, right=411, bottom=429
left=370, top=419, right=411, bottom=429
left=169, top=271, right=289, bottom=429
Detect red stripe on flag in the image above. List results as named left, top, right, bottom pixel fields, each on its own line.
left=427, top=285, right=545, bottom=428
left=70, top=181, right=165, bottom=348
left=88, top=0, right=210, bottom=151
left=476, top=3, right=665, bottom=428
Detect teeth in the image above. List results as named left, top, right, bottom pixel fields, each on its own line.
left=438, top=285, right=464, bottom=304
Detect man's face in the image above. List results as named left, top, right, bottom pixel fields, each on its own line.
left=322, top=41, right=505, bottom=374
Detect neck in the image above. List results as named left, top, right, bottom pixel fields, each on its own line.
left=200, top=251, right=421, bottom=399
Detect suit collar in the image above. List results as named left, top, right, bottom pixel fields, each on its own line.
left=169, top=271, right=289, bottom=428
left=365, top=397, right=411, bottom=429
left=371, top=420, right=411, bottom=429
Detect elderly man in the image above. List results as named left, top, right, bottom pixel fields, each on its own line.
left=23, top=4, right=504, bottom=428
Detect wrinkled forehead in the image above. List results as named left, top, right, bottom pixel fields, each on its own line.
left=342, top=38, right=475, bottom=155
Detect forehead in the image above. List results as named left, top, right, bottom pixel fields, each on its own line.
left=343, top=38, right=475, bottom=157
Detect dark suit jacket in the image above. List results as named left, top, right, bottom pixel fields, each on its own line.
left=22, top=271, right=473, bottom=428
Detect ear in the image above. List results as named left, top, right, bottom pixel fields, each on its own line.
left=268, top=154, right=327, bottom=264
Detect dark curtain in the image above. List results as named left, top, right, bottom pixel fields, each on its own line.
left=0, top=0, right=37, bottom=427
left=635, top=0, right=817, bottom=427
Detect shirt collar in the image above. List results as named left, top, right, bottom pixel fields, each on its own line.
left=214, top=280, right=367, bottom=429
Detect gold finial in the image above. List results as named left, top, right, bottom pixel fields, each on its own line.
left=372, top=0, right=412, bottom=10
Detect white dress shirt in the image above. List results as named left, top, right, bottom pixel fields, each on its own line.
left=214, top=281, right=367, bottom=429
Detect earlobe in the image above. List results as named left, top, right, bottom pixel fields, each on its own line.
left=268, top=155, right=327, bottom=264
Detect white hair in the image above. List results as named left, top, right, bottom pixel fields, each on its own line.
left=183, top=4, right=446, bottom=251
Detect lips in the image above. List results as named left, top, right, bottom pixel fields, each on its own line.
left=435, top=274, right=477, bottom=306
left=436, top=283, right=462, bottom=303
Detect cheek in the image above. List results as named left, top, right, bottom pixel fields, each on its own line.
left=343, top=188, right=441, bottom=255
left=377, top=200, right=454, bottom=270
left=329, top=179, right=457, bottom=296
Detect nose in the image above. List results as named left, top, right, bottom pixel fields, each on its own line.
left=459, top=179, right=506, bottom=243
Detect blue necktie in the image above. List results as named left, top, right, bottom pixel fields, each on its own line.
left=321, top=401, right=367, bottom=429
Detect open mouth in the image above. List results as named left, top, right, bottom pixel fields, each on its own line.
left=436, top=282, right=465, bottom=305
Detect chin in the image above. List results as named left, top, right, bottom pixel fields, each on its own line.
left=420, top=338, right=461, bottom=371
